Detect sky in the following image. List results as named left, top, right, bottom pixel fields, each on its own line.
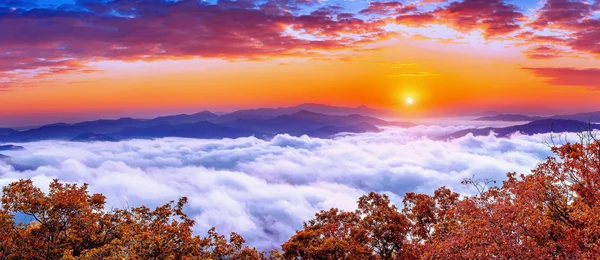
left=1, top=0, right=600, bottom=126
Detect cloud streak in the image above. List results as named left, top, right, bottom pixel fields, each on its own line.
left=523, top=67, right=600, bottom=88
left=0, top=126, right=559, bottom=249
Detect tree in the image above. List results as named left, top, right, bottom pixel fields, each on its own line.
left=285, top=134, right=600, bottom=259
left=0, top=179, right=266, bottom=260
left=281, top=208, right=371, bottom=260
left=0, top=209, right=17, bottom=259
left=357, top=193, right=414, bottom=259
left=282, top=193, right=416, bottom=259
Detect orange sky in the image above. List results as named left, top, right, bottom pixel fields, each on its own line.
left=3, top=38, right=599, bottom=126
left=2, top=0, right=600, bottom=126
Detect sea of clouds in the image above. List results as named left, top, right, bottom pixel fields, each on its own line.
left=0, top=125, right=566, bottom=249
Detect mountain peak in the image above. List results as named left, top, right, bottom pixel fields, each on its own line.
left=291, top=110, right=325, bottom=117
left=192, top=110, right=218, bottom=117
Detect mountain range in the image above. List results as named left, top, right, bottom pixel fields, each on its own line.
left=475, top=111, right=600, bottom=122
left=450, top=119, right=600, bottom=138
left=217, top=103, right=397, bottom=118
left=4, top=103, right=600, bottom=143
left=475, top=114, right=546, bottom=122
left=0, top=106, right=413, bottom=142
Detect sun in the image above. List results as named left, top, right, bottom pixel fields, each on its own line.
left=406, top=97, right=414, bottom=105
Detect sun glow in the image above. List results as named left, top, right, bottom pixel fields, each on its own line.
left=406, top=97, right=414, bottom=105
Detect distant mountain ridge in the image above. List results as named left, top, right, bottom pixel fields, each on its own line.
left=450, top=119, right=600, bottom=138
left=475, top=111, right=600, bottom=123
left=0, top=105, right=413, bottom=142
left=0, top=128, right=17, bottom=137
left=475, top=114, right=546, bottom=122
left=551, top=111, right=600, bottom=123
left=0, top=145, right=25, bottom=151
left=220, top=103, right=396, bottom=119
left=0, top=144, right=22, bottom=160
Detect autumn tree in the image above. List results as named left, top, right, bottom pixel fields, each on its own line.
left=282, top=193, right=417, bottom=259
left=422, top=133, right=600, bottom=259
left=0, top=209, right=16, bottom=259
left=0, top=179, right=266, bottom=260
left=357, top=193, right=415, bottom=259
left=284, top=133, right=600, bottom=259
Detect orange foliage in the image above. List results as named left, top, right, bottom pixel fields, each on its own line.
left=2, top=136, right=600, bottom=259
left=0, top=180, right=266, bottom=259
left=283, top=135, right=600, bottom=259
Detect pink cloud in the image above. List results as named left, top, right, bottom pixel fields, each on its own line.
left=523, top=67, right=600, bottom=88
